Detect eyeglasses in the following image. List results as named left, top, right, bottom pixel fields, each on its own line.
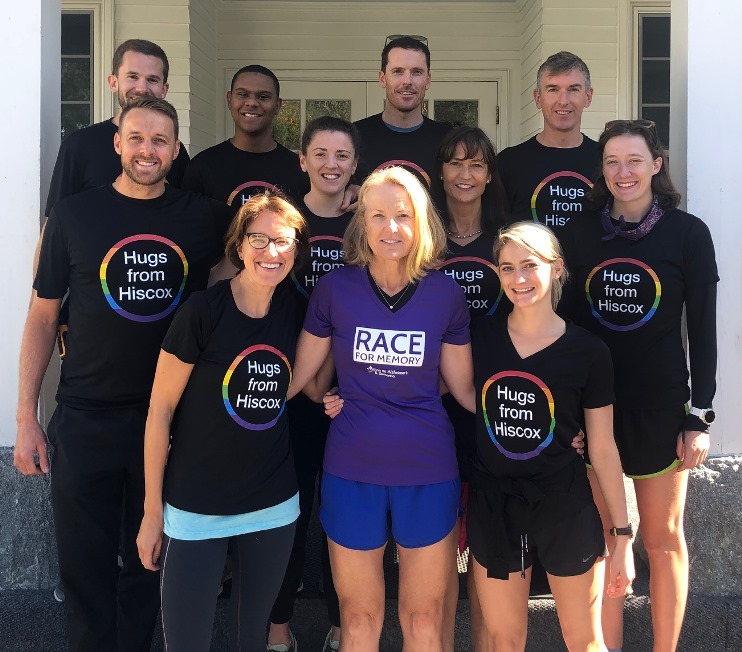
left=243, top=232, right=299, bottom=253
left=385, top=34, right=428, bottom=46
left=604, top=119, right=657, bottom=132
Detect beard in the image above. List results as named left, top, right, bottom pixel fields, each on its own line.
left=121, top=157, right=172, bottom=187
left=117, top=89, right=155, bottom=110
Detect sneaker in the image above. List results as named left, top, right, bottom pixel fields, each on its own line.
left=322, top=630, right=339, bottom=652
left=267, top=630, right=297, bottom=652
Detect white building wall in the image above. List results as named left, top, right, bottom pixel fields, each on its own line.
left=0, top=1, right=60, bottom=447
left=187, top=0, right=218, bottom=155
left=682, top=0, right=742, bottom=456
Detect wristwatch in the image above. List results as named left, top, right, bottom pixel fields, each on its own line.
left=609, top=525, right=634, bottom=538
left=689, top=407, right=716, bottom=426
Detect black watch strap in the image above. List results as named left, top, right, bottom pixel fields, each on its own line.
left=609, top=525, right=634, bottom=537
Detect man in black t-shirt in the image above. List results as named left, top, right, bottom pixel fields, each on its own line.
left=354, top=36, right=452, bottom=187
left=14, top=98, right=224, bottom=652
left=46, top=38, right=190, bottom=216
left=498, top=52, right=599, bottom=234
left=182, top=64, right=309, bottom=208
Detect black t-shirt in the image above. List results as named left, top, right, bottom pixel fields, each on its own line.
left=354, top=114, right=453, bottom=187
left=472, top=317, right=614, bottom=480
left=181, top=139, right=309, bottom=208
left=497, top=135, right=599, bottom=233
left=290, top=201, right=353, bottom=300
left=34, top=185, right=224, bottom=408
left=440, top=233, right=509, bottom=480
left=439, top=234, right=507, bottom=318
left=161, top=280, right=301, bottom=515
left=45, top=119, right=190, bottom=216
left=560, top=208, right=719, bottom=409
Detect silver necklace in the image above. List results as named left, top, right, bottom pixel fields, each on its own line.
left=369, top=272, right=412, bottom=310
left=447, top=228, right=482, bottom=239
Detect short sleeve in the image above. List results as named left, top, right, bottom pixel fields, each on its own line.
left=161, top=291, right=212, bottom=364
left=303, top=273, right=334, bottom=338
left=581, top=338, right=615, bottom=409
left=179, top=156, right=204, bottom=195
left=209, top=199, right=235, bottom=258
left=45, top=139, right=79, bottom=216
left=34, top=210, right=70, bottom=299
left=443, top=278, right=471, bottom=345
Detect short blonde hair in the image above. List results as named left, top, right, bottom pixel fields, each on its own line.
left=343, top=167, right=446, bottom=281
left=224, top=193, right=308, bottom=270
left=494, top=221, right=569, bottom=310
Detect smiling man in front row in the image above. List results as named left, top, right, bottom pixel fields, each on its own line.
left=14, top=97, right=227, bottom=652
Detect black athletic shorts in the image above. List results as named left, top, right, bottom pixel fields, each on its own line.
left=612, top=405, right=685, bottom=478
left=468, top=464, right=606, bottom=579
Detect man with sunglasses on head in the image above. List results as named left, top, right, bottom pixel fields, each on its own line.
left=498, top=51, right=598, bottom=235
left=353, top=35, right=452, bottom=188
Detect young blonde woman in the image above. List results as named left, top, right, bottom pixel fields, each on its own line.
left=468, top=222, right=634, bottom=652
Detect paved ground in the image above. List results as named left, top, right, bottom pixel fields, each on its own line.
left=2, top=558, right=741, bottom=651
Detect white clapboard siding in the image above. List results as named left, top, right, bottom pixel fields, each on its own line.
left=112, top=0, right=626, bottom=149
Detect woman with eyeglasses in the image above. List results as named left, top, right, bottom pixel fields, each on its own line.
left=136, top=194, right=332, bottom=652
left=268, top=116, right=360, bottom=652
left=289, top=165, right=474, bottom=651
left=561, top=119, right=719, bottom=652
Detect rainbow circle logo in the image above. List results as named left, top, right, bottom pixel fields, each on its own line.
left=481, top=370, right=555, bottom=460
left=374, top=160, right=431, bottom=188
left=99, top=234, right=188, bottom=322
left=227, top=181, right=281, bottom=206
left=437, top=256, right=503, bottom=316
left=585, top=257, right=661, bottom=331
left=530, top=171, right=593, bottom=222
left=291, top=234, right=344, bottom=299
left=222, top=344, right=292, bottom=430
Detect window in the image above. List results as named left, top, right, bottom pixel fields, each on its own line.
left=61, top=11, right=93, bottom=140
left=638, top=14, right=671, bottom=151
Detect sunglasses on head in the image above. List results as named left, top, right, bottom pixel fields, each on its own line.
left=604, top=118, right=657, bottom=132
left=385, top=34, right=429, bottom=46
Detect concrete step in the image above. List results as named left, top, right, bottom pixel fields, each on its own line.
left=2, top=577, right=740, bottom=651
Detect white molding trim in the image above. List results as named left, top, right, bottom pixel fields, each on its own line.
left=62, top=0, right=115, bottom=122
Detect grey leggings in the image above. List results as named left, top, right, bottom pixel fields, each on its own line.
left=160, top=522, right=296, bottom=652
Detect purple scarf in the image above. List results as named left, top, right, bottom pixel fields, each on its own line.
left=601, top=196, right=664, bottom=241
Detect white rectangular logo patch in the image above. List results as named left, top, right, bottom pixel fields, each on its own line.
left=353, top=327, right=425, bottom=367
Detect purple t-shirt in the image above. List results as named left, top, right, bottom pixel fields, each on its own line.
left=304, top=265, right=470, bottom=486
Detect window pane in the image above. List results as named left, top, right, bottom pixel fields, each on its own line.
left=273, top=99, right=301, bottom=150
left=62, top=104, right=92, bottom=141
left=61, top=58, right=91, bottom=102
left=642, top=15, right=670, bottom=58
left=306, top=100, right=351, bottom=123
left=434, top=100, right=479, bottom=128
left=641, top=106, right=670, bottom=150
left=61, top=13, right=91, bottom=56
left=641, top=60, right=670, bottom=104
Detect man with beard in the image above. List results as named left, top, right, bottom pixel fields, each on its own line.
left=353, top=36, right=452, bottom=187
left=14, top=97, right=227, bottom=652
left=45, top=39, right=190, bottom=216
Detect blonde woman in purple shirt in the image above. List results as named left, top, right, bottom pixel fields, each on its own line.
left=289, top=166, right=475, bottom=651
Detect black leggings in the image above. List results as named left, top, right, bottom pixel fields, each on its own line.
left=161, top=522, right=296, bottom=652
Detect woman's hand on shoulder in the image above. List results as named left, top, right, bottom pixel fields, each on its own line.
left=323, top=387, right=344, bottom=419
left=676, top=430, right=710, bottom=471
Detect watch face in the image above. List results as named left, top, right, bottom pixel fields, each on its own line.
left=704, top=409, right=716, bottom=424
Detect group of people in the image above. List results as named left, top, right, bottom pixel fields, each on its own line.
left=13, top=34, right=717, bottom=652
